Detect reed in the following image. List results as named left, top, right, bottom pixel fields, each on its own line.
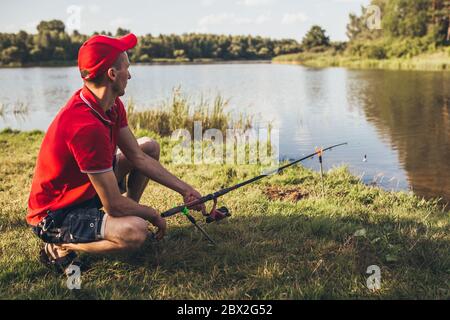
left=127, top=88, right=253, bottom=136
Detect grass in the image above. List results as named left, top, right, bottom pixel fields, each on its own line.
left=273, top=49, right=450, bottom=71
left=0, top=129, right=448, bottom=299
left=0, top=102, right=29, bottom=117
left=12, top=102, right=29, bottom=115
left=127, top=87, right=253, bottom=136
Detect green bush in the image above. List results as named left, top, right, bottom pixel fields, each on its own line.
left=346, top=37, right=436, bottom=60
left=386, top=37, right=431, bottom=58
left=366, top=45, right=387, bottom=60
left=346, top=42, right=365, bottom=57
left=138, top=54, right=151, bottom=63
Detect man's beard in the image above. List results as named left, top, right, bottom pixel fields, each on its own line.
left=112, top=82, right=126, bottom=97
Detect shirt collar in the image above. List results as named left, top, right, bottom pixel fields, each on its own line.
left=79, top=86, right=117, bottom=126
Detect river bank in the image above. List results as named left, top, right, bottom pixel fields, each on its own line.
left=0, top=129, right=448, bottom=299
left=273, top=49, right=450, bottom=71
left=0, top=59, right=272, bottom=69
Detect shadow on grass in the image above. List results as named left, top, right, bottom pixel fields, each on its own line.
left=1, top=209, right=447, bottom=299
left=0, top=215, right=29, bottom=232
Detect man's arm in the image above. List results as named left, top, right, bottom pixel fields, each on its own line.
left=117, top=127, right=204, bottom=209
left=88, top=170, right=164, bottom=226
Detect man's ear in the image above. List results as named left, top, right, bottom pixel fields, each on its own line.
left=106, top=67, right=117, bottom=81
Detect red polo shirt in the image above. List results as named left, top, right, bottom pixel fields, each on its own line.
left=27, top=86, right=128, bottom=226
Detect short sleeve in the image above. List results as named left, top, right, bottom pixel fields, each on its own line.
left=68, top=125, right=113, bottom=174
left=116, top=98, right=128, bottom=129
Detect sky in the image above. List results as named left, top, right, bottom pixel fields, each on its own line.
left=0, top=0, right=371, bottom=41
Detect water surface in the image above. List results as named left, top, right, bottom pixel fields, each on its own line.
left=0, top=64, right=448, bottom=203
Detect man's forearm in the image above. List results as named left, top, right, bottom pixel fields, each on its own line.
left=134, top=153, right=190, bottom=195
left=108, top=195, right=159, bottom=223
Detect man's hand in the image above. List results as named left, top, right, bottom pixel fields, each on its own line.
left=182, top=186, right=207, bottom=215
left=147, top=209, right=167, bottom=240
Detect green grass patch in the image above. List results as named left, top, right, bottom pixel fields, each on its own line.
left=0, top=130, right=448, bottom=299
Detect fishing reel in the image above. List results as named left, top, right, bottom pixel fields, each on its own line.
left=175, top=198, right=232, bottom=246
left=203, top=198, right=231, bottom=224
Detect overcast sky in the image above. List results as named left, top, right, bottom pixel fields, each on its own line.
left=0, top=0, right=370, bottom=41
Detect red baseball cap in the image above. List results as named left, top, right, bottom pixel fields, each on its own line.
left=78, top=33, right=138, bottom=80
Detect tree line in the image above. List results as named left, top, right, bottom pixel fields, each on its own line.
left=293, top=0, right=449, bottom=59
left=0, top=20, right=301, bottom=66
left=2, top=1, right=448, bottom=66
left=344, top=0, right=449, bottom=59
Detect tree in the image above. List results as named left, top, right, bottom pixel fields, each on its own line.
left=53, top=46, right=66, bottom=60
left=1, top=46, right=22, bottom=64
left=302, top=25, right=330, bottom=50
left=383, top=0, right=429, bottom=37
left=139, top=54, right=151, bottom=63
left=429, top=0, right=450, bottom=43
left=29, top=46, right=42, bottom=62
left=37, top=20, right=65, bottom=33
left=257, top=47, right=270, bottom=58
left=346, top=11, right=374, bottom=41
left=116, top=28, right=130, bottom=37
left=228, top=43, right=243, bottom=59
left=173, top=49, right=186, bottom=59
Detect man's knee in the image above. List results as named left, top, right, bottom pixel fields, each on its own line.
left=140, top=137, right=160, bottom=161
left=118, top=217, right=149, bottom=250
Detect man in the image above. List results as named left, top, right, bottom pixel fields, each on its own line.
left=27, top=33, right=204, bottom=272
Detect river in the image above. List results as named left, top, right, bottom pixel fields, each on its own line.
left=0, top=63, right=448, bottom=204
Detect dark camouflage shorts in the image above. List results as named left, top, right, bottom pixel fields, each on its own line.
left=32, top=196, right=107, bottom=244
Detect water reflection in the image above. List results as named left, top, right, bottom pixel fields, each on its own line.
left=348, top=70, right=450, bottom=204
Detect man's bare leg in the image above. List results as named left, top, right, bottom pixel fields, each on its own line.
left=60, top=215, right=149, bottom=255
left=115, top=137, right=160, bottom=202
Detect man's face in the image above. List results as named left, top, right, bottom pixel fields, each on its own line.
left=111, top=52, right=131, bottom=97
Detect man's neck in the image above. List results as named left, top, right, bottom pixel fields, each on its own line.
left=84, top=83, right=116, bottom=112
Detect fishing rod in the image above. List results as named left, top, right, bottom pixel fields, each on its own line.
left=160, top=142, right=347, bottom=244
left=161, top=142, right=348, bottom=225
